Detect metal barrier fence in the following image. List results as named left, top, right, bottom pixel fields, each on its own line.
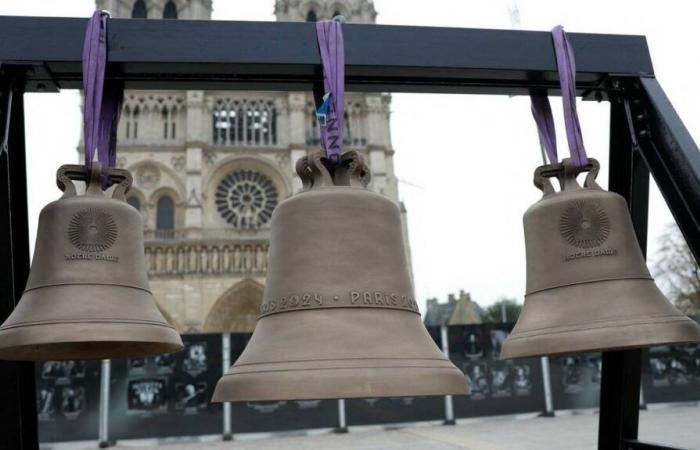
left=35, top=323, right=700, bottom=444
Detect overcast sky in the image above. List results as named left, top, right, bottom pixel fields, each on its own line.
left=2, top=0, right=697, bottom=313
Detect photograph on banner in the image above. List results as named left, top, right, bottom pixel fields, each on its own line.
left=36, top=360, right=101, bottom=443
left=447, top=324, right=544, bottom=417
left=227, top=333, right=339, bottom=433
left=642, top=339, right=700, bottom=404
left=108, top=334, right=223, bottom=440
left=549, top=353, right=602, bottom=410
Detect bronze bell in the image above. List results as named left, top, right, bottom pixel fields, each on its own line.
left=501, top=158, right=700, bottom=359
left=0, top=164, right=183, bottom=361
left=213, top=151, right=468, bottom=401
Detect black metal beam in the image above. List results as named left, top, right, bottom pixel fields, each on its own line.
left=598, top=89, right=651, bottom=450
left=598, top=350, right=644, bottom=450
left=625, top=440, right=686, bottom=450
left=637, top=77, right=700, bottom=262
left=0, top=16, right=653, bottom=93
left=0, top=74, right=39, bottom=450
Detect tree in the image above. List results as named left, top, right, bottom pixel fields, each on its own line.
left=483, top=297, right=522, bottom=323
left=653, top=224, right=700, bottom=316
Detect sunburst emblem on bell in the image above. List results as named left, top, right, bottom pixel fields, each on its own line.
left=501, top=158, right=700, bottom=359
left=0, top=164, right=183, bottom=361
left=213, top=151, right=468, bottom=401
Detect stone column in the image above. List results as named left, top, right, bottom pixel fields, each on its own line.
left=288, top=92, right=308, bottom=193
left=365, top=94, right=391, bottom=147
left=275, top=96, right=290, bottom=148
left=183, top=274, right=203, bottom=331
left=287, top=92, right=307, bottom=145
left=368, top=147, right=387, bottom=196
left=184, top=90, right=206, bottom=238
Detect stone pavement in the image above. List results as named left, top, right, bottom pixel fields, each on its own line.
left=44, top=404, right=700, bottom=450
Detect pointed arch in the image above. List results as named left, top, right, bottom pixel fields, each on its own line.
left=163, top=0, right=178, bottom=19
left=203, top=279, right=264, bottom=333
left=156, top=195, right=175, bottom=230
left=125, top=186, right=145, bottom=212
left=132, top=0, right=147, bottom=18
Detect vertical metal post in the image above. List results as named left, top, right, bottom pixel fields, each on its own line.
left=98, top=359, right=111, bottom=448
left=598, top=91, right=648, bottom=450
left=540, top=357, right=555, bottom=417
left=440, top=324, right=455, bottom=425
left=0, top=74, right=39, bottom=450
left=222, top=333, right=232, bottom=441
left=334, top=399, right=348, bottom=433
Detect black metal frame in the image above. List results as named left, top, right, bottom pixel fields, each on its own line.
left=0, top=17, right=698, bottom=450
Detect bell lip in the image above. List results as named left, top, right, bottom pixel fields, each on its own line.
left=0, top=323, right=183, bottom=361
left=211, top=366, right=469, bottom=402
left=500, top=319, right=700, bottom=360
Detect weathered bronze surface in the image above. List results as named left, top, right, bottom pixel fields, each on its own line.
left=0, top=164, right=183, bottom=361
left=501, top=158, right=700, bottom=359
left=213, top=151, right=468, bottom=401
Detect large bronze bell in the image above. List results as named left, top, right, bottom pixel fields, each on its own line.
left=501, top=158, right=700, bottom=359
left=0, top=164, right=183, bottom=361
left=213, top=151, right=468, bottom=401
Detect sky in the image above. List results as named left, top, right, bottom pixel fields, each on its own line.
left=1, top=0, right=698, bottom=313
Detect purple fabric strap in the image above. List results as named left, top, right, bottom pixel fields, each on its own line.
left=530, top=25, right=589, bottom=168
left=82, top=11, right=123, bottom=175
left=530, top=93, right=558, bottom=164
left=315, top=20, right=345, bottom=164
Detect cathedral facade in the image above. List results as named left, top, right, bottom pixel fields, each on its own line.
left=94, top=0, right=410, bottom=333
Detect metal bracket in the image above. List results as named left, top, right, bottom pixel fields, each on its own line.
left=0, top=79, right=13, bottom=156
left=0, top=63, right=59, bottom=93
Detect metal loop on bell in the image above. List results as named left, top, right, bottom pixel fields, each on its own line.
left=335, top=150, right=370, bottom=187
left=533, top=158, right=602, bottom=197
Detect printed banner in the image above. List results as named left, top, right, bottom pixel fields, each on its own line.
left=108, top=333, right=223, bottom=440
left=642, top=343, right=700, bottom=404
left=36, top=360, right=101, bottom=442
left=549, top=353, right=602, bottom=410
left=448, top=323, right=545, bottom=418
left=37, top=327, right=700, bottom=443
left=228, top=333, right=339, bottom=433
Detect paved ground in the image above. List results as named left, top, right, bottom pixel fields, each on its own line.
left=43, top=404, right=700, bottom=450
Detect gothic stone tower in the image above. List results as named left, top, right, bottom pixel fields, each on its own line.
left=93, top=0, right=411, bottom=333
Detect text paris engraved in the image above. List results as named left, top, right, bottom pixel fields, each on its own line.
left=563, top=248, right=617, bottom=262
left=260, top=291, right=419, bottom=315
left=64, top=253, right=119, bottom=263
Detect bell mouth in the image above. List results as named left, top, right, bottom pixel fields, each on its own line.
left=0, top=284, right=184, bottom=361
left=212, top=309, right=469, bottom=402
left=212, top=364, right=468, bottom=402
left=0, top=339, right=183, bottom=361
left=501, top=317, right=700, bottom=360
left=501, top=279, right=700, bottom=359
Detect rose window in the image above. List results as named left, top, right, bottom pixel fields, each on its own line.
left=215, top=170, right=278, bottom=229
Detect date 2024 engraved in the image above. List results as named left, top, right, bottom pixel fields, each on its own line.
left=260, top=290, right=419, bottom=315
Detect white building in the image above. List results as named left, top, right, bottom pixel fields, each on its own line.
left=94, top=0, right=410, bottom=333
